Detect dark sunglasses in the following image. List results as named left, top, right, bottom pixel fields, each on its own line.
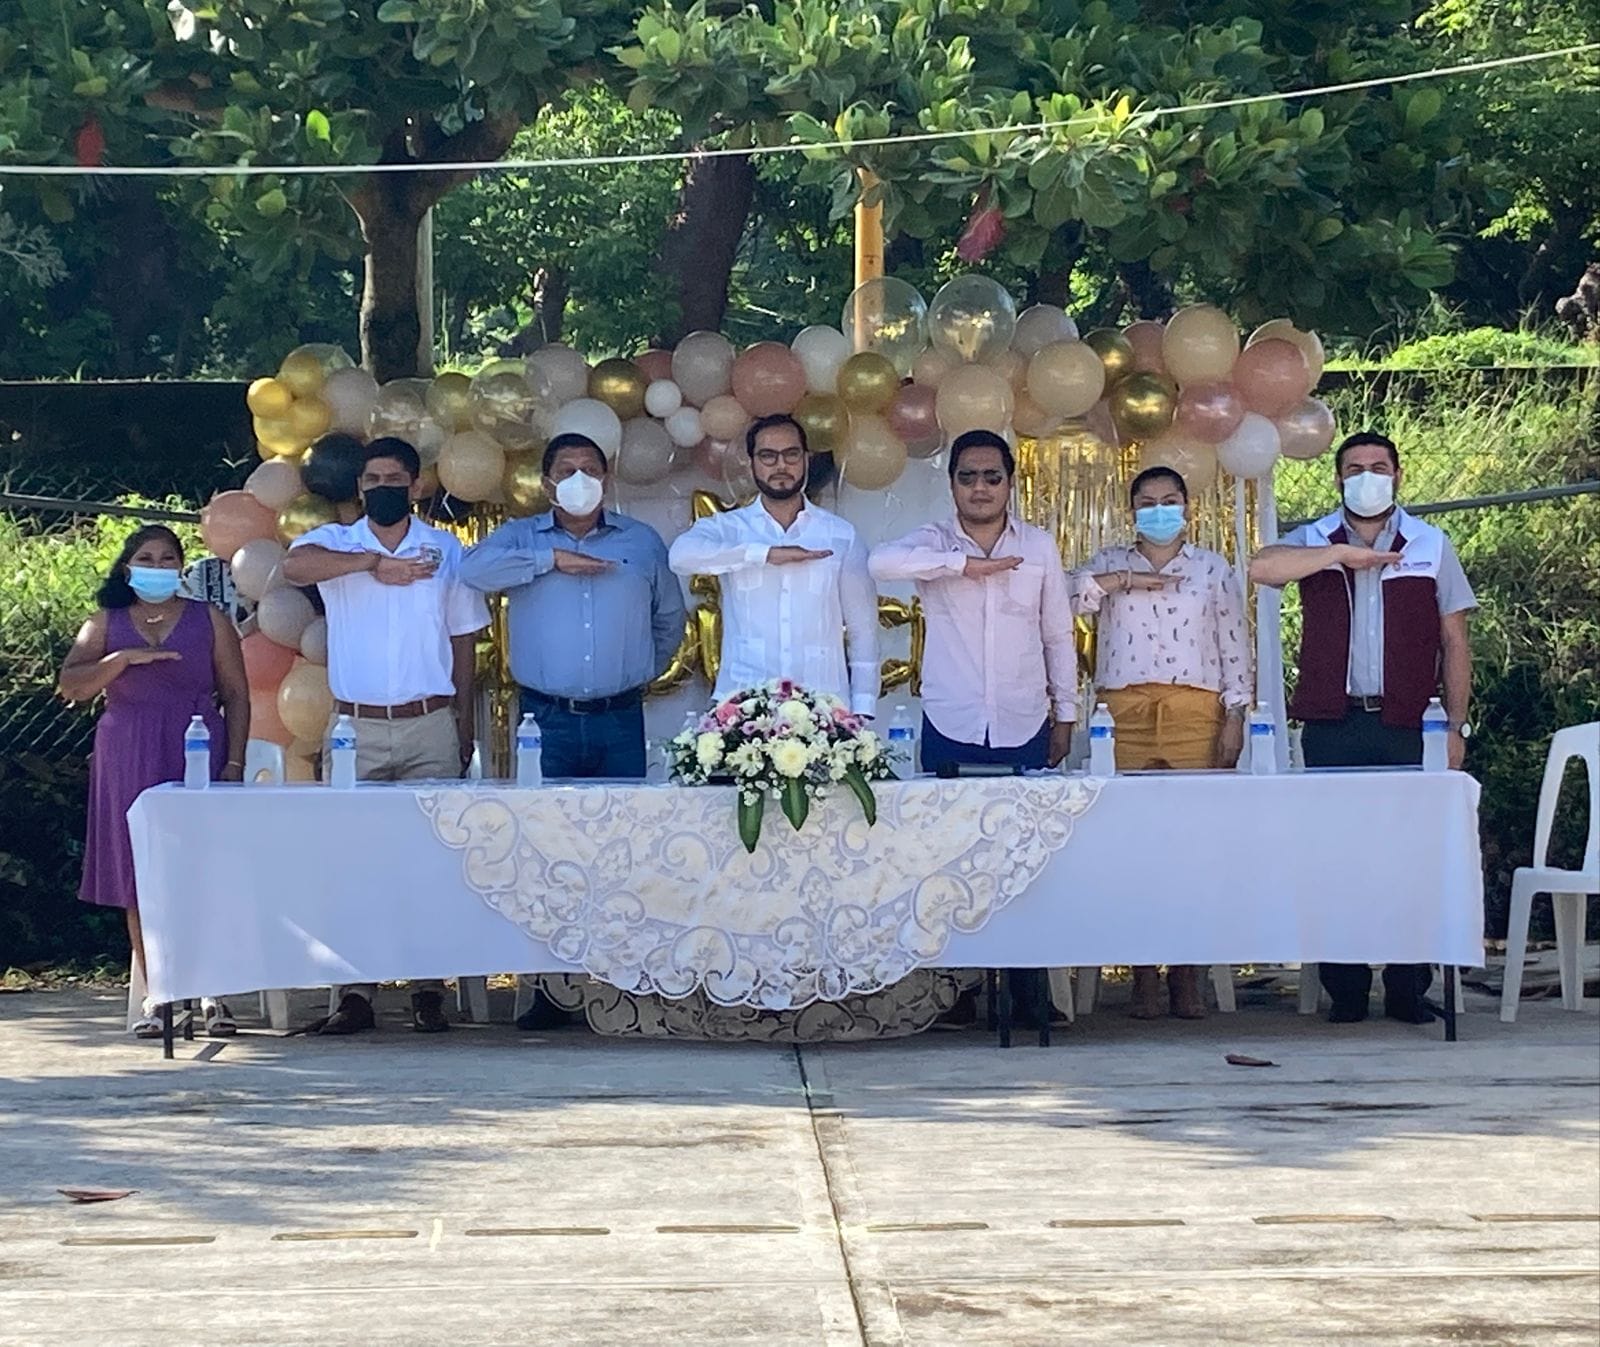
left=955, top=469, right=1008, bottom=487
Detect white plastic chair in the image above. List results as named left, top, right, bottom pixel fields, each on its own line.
left=1073, top=965, right=1236, bottom=1014
left=1500, top=722, right=1599, bottom=1023
left=244, top=738, right=285, bottom=785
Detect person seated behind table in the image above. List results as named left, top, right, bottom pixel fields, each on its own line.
left=1073, top=465, right=1252, bottom=1020
left=281, top=436, right=491, bottom=1036
left=59, top=525, right=250, bottom=1038
left=1249, top=430, right=1476, bottom=1025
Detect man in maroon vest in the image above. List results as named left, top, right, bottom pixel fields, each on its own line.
left=1250, top=431, right=1476, bottom=1024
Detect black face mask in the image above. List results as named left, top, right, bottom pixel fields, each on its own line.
left=363, top=485, right=412, bottom=527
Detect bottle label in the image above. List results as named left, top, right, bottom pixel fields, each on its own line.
left=1422, top=722, right=1447, bottom=733
left=1250, top=722, right=1272, bottom=736
left=887, top=728, right=913, bottom=742
left=331, top=736, right=356, bottom=751
left=517, top=736, right=541, bottom=750
left=1089, top=726, right=1111, bottom=740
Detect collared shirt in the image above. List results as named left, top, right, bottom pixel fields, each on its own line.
left=290, top=516, right=489, bottom=705
left=869, top=515, right=1078, bottom=747
left=458, top=510, right=685, bottom=699
left=1074, top=542, right=1253, bottom=709
left=668, top=498, right=879, bottom=714
left=1279, top=507, right=1475, bottom=696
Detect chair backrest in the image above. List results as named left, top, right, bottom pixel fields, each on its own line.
left=1533, top=721, right=1599, bottom=874
left=467, top=741, right=485, bottom=781
left=243, top=738, right=285, bottom=785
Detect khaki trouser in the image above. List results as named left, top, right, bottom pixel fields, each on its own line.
left=325, top=706, right=462, bottom=1001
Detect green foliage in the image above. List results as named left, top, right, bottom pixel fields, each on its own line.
left=1386, top=327, right=1600, bottom=370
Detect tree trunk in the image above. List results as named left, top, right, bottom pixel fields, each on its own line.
left=498, top=264, right=569, bottom=356
left=655, top=150, right=756, bottom=346
left=352, top=178, right=427, bottom=382
left=1034, top=225, right=1085, bottom=309
left=1117, top=259, right=1175, bottom=320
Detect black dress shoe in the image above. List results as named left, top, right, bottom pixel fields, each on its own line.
left=514, top=993, right=572, bottom=1031
left=1384, top=998, right=1438, bottom=1025
left=411, top=990, right=451, bottom=1033
left=318, top=992, right=376, bottom=1036
left=1327, top=1001, right=1369, bottom=1024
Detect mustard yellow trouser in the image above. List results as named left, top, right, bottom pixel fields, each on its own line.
left=1099, top=683, right=1225, bottom=773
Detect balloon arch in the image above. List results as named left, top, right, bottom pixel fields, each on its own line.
left=206, top=276, right=1326, bottom=778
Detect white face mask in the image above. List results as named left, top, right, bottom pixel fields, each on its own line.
left=1342, top=470, right=1395, bottom=518
left=554, top=470, right=604, bottom=516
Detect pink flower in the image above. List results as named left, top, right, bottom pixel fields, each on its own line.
left=714, top=702, right=742, bottom=727
left=777, top=678, right=795, bottom=698
left=956, top=187, right=1006, bottom=263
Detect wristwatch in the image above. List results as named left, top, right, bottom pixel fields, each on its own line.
left=1453, top=721, right=1473, bottom=740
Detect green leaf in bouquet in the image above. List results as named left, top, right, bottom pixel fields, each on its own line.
left=780, top=777, right=810, bottom=833
left=842, top=765, right=877, bottom=827
left=737, top=790, right=765, bottom=854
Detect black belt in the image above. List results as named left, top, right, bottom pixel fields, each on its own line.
left=1348, top=695, right=1384, bottom=713
left=523, top=688, right=642, bottom=715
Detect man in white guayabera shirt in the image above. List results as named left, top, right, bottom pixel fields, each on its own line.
left=668, top=413, right=879, bottom=717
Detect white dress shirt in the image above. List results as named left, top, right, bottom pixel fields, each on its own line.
left=291, top=516, right=490, bottom=706
left=669, top=498, right=880, bottom=714
left=869, top=515, right=1078, bottom=747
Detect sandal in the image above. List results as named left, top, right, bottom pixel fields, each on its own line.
left=202, top=999, right=237, bottom=1038
left=131, top=1013, right=164, bottom=1039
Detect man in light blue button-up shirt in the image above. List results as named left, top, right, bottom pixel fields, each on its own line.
left=460, top=433, right=685, bottom=780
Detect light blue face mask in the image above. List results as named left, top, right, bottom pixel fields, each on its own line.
left=128, top=565, right=182, bottom=603
left=1134, top=503, right=1186, bottom=545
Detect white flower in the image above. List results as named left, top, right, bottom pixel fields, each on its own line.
left=777, top=698, right=813, bottom=727
left=729, top=742, right=764, bottom=776
left=856, top=732, right=882, bottom=764
left=695, top=732, right=724, bottom=770
left=769, top=738, right=809, bottom=778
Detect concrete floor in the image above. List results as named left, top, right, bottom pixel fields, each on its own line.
left=1, top=983, right=1596, bottom=1346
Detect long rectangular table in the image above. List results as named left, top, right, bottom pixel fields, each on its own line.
left=130, top=769, right=1485, bottom=1047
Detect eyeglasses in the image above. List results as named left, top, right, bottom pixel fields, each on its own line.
left=754, top=447, right=806, bottom=467
left=955, top=469, right=1009, bottom=487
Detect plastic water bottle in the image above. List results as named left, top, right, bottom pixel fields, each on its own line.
left=1248, top=704, right=1277, bottom=775
left=1088, top=702, right=1116, bottom=777
left=886, top=703, right=917, bottom=774
left=183, top=715, right=210, bottom=789
left=328, top=714, right=358, bottom=789
left=1421, top=697, right=1449, bottom=772
left=516, top=713, right=544, bottom=787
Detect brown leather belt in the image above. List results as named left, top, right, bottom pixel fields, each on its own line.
left=336, top=696, right=452, bottom=721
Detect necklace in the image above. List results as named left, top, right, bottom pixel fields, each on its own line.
left=137, top=604, right=173, bottom=626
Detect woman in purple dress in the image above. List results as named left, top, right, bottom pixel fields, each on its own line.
left=59, top=525, right=250, bottom=1037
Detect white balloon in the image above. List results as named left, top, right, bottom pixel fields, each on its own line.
left=644, top=379, right=683, bottom=419
left=321, top=366, right=379, bottom=435
left=1216, top=411, right=1282, bottom=479
left=551, top=397, right=623, bottom=457
left=1012, top=304, right=1080, bottom=357
left=664, top=406, right=704, bottom=449
left=299, top=615, right=328, bottom=665
left=790, top=325, right=854, bottom=395
left=525, top=345, right=590, bottom=405
left=671, top=331, right=735, bottom=407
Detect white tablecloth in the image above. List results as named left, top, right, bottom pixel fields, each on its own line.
left=130, top=771, right=1485, bottom=1005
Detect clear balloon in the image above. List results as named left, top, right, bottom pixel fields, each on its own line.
left=643, top=379, right=683, bottom=419
left=840, top=414, right=909, bottom=489
left=1232, top=338, right=1311, bottom=418
left=299, top=615, right=328, bottom=665
left=256, top=586, right=316, bottom=649
left=1248, top=319, right=1324, bottom=390
left=671, top=331, right=736, bottom=407
left=1162, top=304, right=1239, bottom=387
left=525, top=345, right=591, bottom=405
left=1012, top=304, right=1079, bottom=357
left=589, top=358, right=648, bottom=420
left=277, top=660, right=334, bottom=743
left=425, top=371, right=475, bottom=431
left=1027, top=341, right=1106, bottom=418
left=841, top=276, right=929, bottom=376
left=321, top=366, right=378, bottom=436
left=469, top=366, right=548, bottom=452
left=1139, top=432, right=1220, bottom=493
left=934, top=364, right=1014, bottom=438
left=371, top=379, right=430, bottom=439
left=617, top=417, right=678, bottom=485
left=700, top=394, right=750, bottom=444
left=551, top=397, right=623, bottom=457
left=276, top=350, right=327, bottom=399
left=1275, top=397, right=1336, bottom=460
left=1122, top=320, right=1168, bottom=375
left=1174, top=381, right=1244, bottom=444
left=887, top=383, right=941, bottom=457
left=1215, top=411, right=1282, bottom=479
left=201, top=490, right=278, bottom=560
left=437, top=429, right=507, bottom=503
left=928, top=274, right=1018, bottom=364
left=230, top=538, right=285, bottom=603
left=790, top=325, right=853, bottom=395
left=731, top=342, right=807, bottom=417
left=837, top=351, right=900, bottom=414
left=793, top=392, right=849, bottom=455
left=244, top=458, right=305, bottom=512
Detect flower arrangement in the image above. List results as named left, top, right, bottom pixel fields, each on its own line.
left=668, top=680, right=897, bottom=852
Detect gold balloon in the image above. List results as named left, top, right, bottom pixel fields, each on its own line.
left=247, top=377, right=295, bottom=420
left=277, top=350, right=326, bottom=398
left=254, top=415, right=305, bottom=459
left=276, top=492, right=339, bottom=545
left=286, top=396, right=332, bottom=441
left=503, top=453, right=552, bottom=517
left=793, top=391, right=849, bottom=454
left=425, top=371, right=474, bottom=431
left=836, top=351, right=900, bottom=414
left=1109, top=372, right=1179, bottom=441
left=588, top=358, right=648, bottom=421
left=1084, top=328, right=1136, bottom=386
left=877, top=596, right=925, bottom=697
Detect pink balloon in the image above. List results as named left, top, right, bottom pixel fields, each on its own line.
left=1123, top=320, right=1168, bottom=375
left=1233, top=338, right=1311, bottom=418
left=887, top=384, right=940, bottom=456
left=1174, top=382, right=1244, bottom=444
left=731, top=341, right=807, bottom=417
left=200, top=490, right=278, bottom=561
left=1276, top=397, right=1337, bottom=460
left=241, top=631, right=296, bottom=694
left=635, top=349, right=673, bottom=383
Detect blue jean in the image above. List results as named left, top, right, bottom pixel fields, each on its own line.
left=919, top=715, right=1050, bottom=775
left=519, top=690, right=646, bottom=780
